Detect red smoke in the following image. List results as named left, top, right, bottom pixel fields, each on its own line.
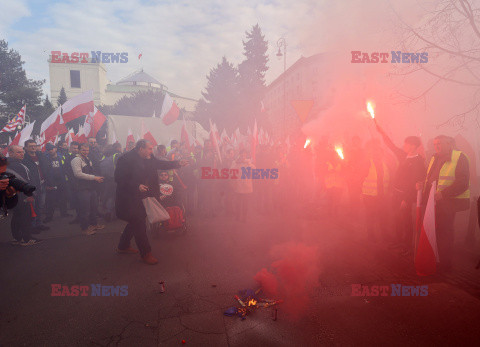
left=254, top=242, right=321, bottom=320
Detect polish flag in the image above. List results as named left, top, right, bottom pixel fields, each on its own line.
left=74, top=124, right=87, bottom=143
left=220, top=128, right=230, bottom=145
left=181, top=118, right=195, bottom=151
left=66, top=128, right=74, bottom=145
left=160, top=93, right=180, bottom=125
left=9, top=121, right=35, bottom=148
left=141, top=120, right=157, bottom=146
left=209, top=119, right=222, bottom=162
left=60, top=90, right=94, bottom=123
left=83, top=106, right=106, bottom=138
left=126, top=128, right=135, bottom=148
left=415, top=182, right=439, bottom=276
left=40, top=107, right=67, bottom=142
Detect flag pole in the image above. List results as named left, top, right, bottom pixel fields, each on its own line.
left=414, top=189, right=423, bottom=262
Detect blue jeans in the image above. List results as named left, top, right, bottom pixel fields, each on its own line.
left=77, top=190, right=98, bottom=230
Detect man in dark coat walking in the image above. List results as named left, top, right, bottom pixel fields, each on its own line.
left=115, top=139, right=187, bottom=265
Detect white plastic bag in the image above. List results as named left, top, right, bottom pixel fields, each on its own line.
left=142, top=197, right=170, bottom=224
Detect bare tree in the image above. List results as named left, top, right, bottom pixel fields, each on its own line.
left=390, top=0, right=480, bottom=130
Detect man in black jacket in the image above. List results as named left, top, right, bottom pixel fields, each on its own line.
left=62, top=141, right=80, bottom=223
left=0, top=154, right=18, bottom=217
left=7, top=146, right=41, bottom=245
left=115, top=139, right=187, bottom=265
left=23, top=139, right=49, bottom=231
left=376, top=125, right=426, bottom=253
left=44, top=143, right=69, bottom=222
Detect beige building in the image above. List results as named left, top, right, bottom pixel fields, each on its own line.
left=263, top=53, right=335, bottom=139
left=48, top=56, right=197, bottom=112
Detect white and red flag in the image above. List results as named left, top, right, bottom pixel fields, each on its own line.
left=40, top=90, right=94, bottom=142
left=83, top=106, right=106, bottom=138
left=181, top=118, right=195, bottom=151
left=9, top=121, right=35, bottom=147
left=209, top=119, right=222, bottom=162
left=40, top=107, right=67, bottom=142
left=159, top=93, right=180, bottom=125
left=415, top=182, right=439, bottom=276
left=141, top=120, right=158, bottom=147
left=66, top=128, right=74, bottom=145
left=60, top=90, right=94, bottom=123
left=126, top=128, right=135, bottom=148
left=220, top=128, right=230, bottom=145
left=1, top=105, right=26, bottom=133
left=74, top=124, right=88, bottom=143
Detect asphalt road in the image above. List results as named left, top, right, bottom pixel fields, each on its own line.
left=1, top=208, right=480, bottom=346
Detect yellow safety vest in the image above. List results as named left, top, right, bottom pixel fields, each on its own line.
left=426, top=150, right=470, bottom=199
left=325, top=162, right=343, bottom=189
left=362, top=160, right=390, bottom=196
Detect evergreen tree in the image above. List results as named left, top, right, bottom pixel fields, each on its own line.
left=31, top=96, right=57, bottom=136
left=237, top=24, right=269, bottom=130
left=195, top=56, right=240, bottom=133
left=0, top=40, right=45, bottom=142
left=105, top=90, right=165, bottom=117
left=57, top=86, right=67, bottom=106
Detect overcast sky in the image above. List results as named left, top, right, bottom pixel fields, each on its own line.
left=0, top=0, right=337, bottom=100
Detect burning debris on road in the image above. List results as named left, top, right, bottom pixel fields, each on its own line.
left=224, top=288, right=283, bottom=320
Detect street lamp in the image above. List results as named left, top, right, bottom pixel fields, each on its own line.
left=276, top=37, right=287, bottom=140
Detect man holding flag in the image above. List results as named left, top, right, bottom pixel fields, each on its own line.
left=422, top=135, right=470, bottom=273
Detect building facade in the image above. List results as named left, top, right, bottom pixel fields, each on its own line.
left=48, top=56, right=197, bottom=112
left=263, top=53, right=335, bottom=140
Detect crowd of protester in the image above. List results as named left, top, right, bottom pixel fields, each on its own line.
left=0, top=127, right=478, bottom=270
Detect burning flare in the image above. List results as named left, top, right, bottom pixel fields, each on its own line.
left=335, top=146, right=344, bottom=160
left=367, top=101, right=375, bottom=119
left=304, top=138, right=311, bottom=149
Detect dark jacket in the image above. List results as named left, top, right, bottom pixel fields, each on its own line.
left=114, top=150, right=181, bottom=222
left=6, top=158, right=34, bottom=201
left=380, top=133, right=426, bottom=203
left=45, top=153, right=66, bottom=187
left=22, top=152, right=48, bottom=189
left=0, top=190, right=18, bottom=212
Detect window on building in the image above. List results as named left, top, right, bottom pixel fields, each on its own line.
left=70, top=70, right=81, bottom=88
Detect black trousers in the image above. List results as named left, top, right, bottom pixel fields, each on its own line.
left=118, top=217, right=151, bottom=257
left=11, top=201, right=32, bottom=242
left=45, top=185, right=68, bottom=218
left=392, top=192, right=414, bottom=249
left=435, top=200, right=457, bottom=269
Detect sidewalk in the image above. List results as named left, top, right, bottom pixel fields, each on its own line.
left=1, top=212, right=480, bottom=345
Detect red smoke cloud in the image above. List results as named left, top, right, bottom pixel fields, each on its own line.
left=254, top=242, right=321, bottom=320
